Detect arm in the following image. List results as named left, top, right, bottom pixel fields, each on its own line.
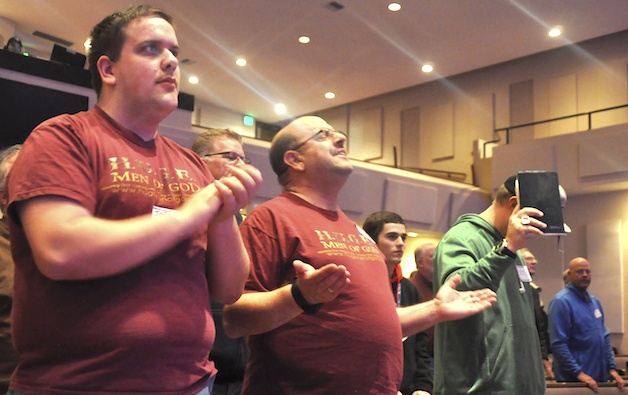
left=503, top=205, right=545, bottom=252
left=549, top=298, right=609, bottom=392
left=205, top=165, right=262, bottom=304
left=576, top=372, right=599, bottom=393
left=223, top=260, right=350, bottom=338
left=609, top=370, right=625, bottom=390
left=17, top=165, right=261, bottom=281
left=434, top=206, right=545, bottom=293
left=397, top=274, right=496, bottom=338
left=548, top=297, right=584, bottom=380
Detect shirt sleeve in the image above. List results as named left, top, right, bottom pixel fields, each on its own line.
left=434, top=234, right=510, bottom=291
left=549, top=297, right=582, bottom=377
left=240, top=207, right=288, bottom=292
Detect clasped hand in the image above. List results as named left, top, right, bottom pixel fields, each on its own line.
left=213, top=163, right=263, bottom=219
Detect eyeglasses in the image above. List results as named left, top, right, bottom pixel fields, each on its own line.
left=204, top=151, right=251, bottom=164
left=290, top=129, right=347, bottom=151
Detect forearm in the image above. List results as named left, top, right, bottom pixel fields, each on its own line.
left=206, top=216, right=250, bottom=304
left=398, top=300, right=440, bottom=338
left=551, top=342, right=582, bottom=377
left=435, top=242, right=507, bottom=292
left=223, top=285, right=302, bottom=338
left=20, top=194, right=220, bottom=280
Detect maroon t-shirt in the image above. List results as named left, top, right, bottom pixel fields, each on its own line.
left=240, top=192, right=403, bottom=394
left=7, top=107, right=216, bottom=394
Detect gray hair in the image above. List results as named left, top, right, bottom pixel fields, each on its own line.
left=0, top=144, right=22, bottom=193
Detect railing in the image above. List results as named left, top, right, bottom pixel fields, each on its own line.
left=483, top=103, right=628, bottom=158
left=363, top=146, right=467, bottom=182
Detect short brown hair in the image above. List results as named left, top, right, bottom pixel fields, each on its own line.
left=190, top=128, right=243, bottom=156
left=362, top=211, right=405, bottom=242
left=88, top=4, right=173, bottom=96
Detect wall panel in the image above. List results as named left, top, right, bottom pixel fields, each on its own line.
left=349, top=106, right=383, bottom=161
left=401, top=106, right=421, bottom=168
left=548, top=73, right=578, bottom=136
left=425, top=102, right=454, bottom=161
left=586, top=219, right=624, bottom=333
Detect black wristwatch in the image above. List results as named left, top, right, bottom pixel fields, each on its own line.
left=495, top=239, right=517, bottom=259
left=291, top=278, right=323, bottom=314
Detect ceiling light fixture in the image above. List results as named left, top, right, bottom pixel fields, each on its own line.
left=388, top=3, right=401, bottom=12
left=189, top=76, right=199, bottom=84
left=548, top=26, right=562, bottom=37
left=407, top=231, right=419, bottom=238
left=324, top=92, right=336, bottom=99
left=235, top=58, right=247, bottom=66
left=298, top=36, right=311, bottom=44
left=274, top=103, right=287, bottom=115
left=421, top=63, right=434, bottom=73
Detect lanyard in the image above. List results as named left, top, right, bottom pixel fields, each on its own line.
left=390, top=264, right=403, bottom=306
left=394, top=281, right=402, bottom=307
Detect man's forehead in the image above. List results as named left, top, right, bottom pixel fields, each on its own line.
left=126, top=16, right=177, bottom=41
left=293, top=117, right=331, bottom=132
left=214, top=136, right=242, bottom=147
left=382, top=223, right=406, bottom=233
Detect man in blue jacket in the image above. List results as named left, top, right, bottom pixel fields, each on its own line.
left=549, top=257, right=625, bottom=392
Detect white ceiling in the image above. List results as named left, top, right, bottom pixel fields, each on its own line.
left=2, top=0, right=628, bottom=124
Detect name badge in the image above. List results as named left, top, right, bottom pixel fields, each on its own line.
left=152, top=205, right=179, bottom=218
left=594, top=308, right=602, bottom=319
left=516, top=264, right=532, bottom=282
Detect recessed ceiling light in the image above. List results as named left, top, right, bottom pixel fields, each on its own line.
left=298, top=36, right=311, bottom=44
left=324, top=92, right=336, bottom=99
left=235, top=58, right=247, bottom=66
left=274, top=103, right=287, bottom=114
left=388, top=2, right=401, bottom=12
left=548, top=26, right=562, bottom=37
left=421, top=63, right=434, bottom=73
left=407, top=231, right=419, bottom=238
left=188, top=76, right=199, bottom=84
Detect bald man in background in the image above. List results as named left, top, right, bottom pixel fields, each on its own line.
left=549, top=257, right=624, bottom=392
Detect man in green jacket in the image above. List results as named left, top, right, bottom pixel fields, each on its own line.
left=433, top=175, right=547, bottom=395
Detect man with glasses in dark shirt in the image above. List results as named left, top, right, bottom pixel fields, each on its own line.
left=191, top=128, right=250, bottom=395
left=192, top=128, right=251, bottom=178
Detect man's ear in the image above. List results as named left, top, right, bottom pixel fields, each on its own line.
left=97, top=55, right=116, bottom=88
left=509, top=195, right=517, bottom=209
left=283, top=150, right=305, bottom=172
